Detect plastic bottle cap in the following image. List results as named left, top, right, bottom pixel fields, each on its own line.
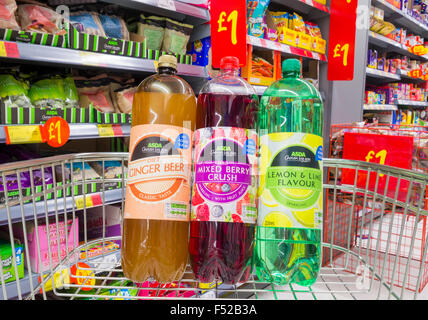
left=220, top=56, right=239, bottom=70
left=158, top=54, right=178, bottom=69
left=282, top=59, right=301, bottom=75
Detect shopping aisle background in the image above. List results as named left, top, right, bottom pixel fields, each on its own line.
left=0, top=0, right=427, bottom=300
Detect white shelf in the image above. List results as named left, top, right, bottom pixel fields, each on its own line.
left=0, top=42, right=207, bottom=78
left=0, top=123, right=131, bottom=144
left=364, top=104, right=398, bottom=111
left=372, top=0, right=428, bottom=36
left=0, top=188, right=124, bottom=226
left=248, top=36, right=327, bottom=62
left=398, top=69, right=427, bottom=82
left=101, top=0, right=210, bottom=25
left=368, top=31, right=428, bottom=61
left=269, top=0, right=329, bottom=18
left=366, top=67, right=401, bottom=81
left=253, top=85, right=268, bottom=96
left=395, top=100, right=428, bottom=107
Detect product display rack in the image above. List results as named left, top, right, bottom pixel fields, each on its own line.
left=355, top=0, right=428, bottom=125
left=0, top=42, right=207, bottom=77
left=371, top=0, right=428, bottom=36
left=0, top=0, right=427, bottom=303
left=0, top=123, right=131, bottom=144
left=366, top=66, right=401, bottom=81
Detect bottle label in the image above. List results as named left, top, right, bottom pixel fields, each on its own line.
left=124, top=124, right=192, bottom=221
left=258, top=132, right=323, bottom=229
left=191, top=127, right=258, bottom=224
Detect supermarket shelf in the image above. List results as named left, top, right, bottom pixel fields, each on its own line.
left=398, top=69, right=426, bottom=83
left=248, top=36, right=327, bottom=62
left=395, top=100, right=428, bottom=107
left=363, top=104, right=398, bottom=111
left=368, top=31, right=428, bottom=61
left=372, top=0, right=428, bottom=36
left=0, top=42, right=208, bottom=78
left=0, top=188, right=124, bottom=226
left=1, top=249, right=122, bottom=300
left=270, top=0, right=329, bottom=19
left=366, top=67, right=401, bottom=81
left=254, top=85, right=268, bottom=96
left=102, top=0, right=210, bottom=25
left=0, top=123, right=131, bottom=144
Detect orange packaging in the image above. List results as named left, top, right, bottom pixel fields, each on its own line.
left=125, top=124, right=192, bottom=221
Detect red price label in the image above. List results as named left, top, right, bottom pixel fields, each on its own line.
left=210, top=0, right=247, bottom=68
left=328, top=0, right=358, bottom=80
left=409, top=69, right=422, bottom=78
left=42, top=117, right=70, bottom=148
left=410, top=45, right=428, bottom=56
left=342, top=132, right=413, bottom=202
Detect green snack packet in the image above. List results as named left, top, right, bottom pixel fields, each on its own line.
left=0, top=74, right=32, bottom=108
left=162, top=18, right=193, bottom=55
left=63, top=76, right=79, bottom=108
left=137, top=14, right=166, bottom=51
left=29, top=76, right=65, bottom=108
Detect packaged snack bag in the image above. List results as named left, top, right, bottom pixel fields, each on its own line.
left=18, top=4, right=64, bottom=34
left=136, top=15, right=165, bottom=50
left=270, top=11, right=289, bottom=30
left=247, top=0, right=270, bottom=24
left=248, top=22, right=265, bottom=38
left=0, top=73, right=32, bottom=108
left=162, top=18, right=193, bottom=55
left=112, top=85, right=135, bottom=114
left=0, top=0, right=20, bottom=30
left=70, top=11, right=106, bottom=37
left=99, top=14, right=129, bottom=40
left=306, top=22, right=322, bottom=38
left=29, top=76, right=66, bottom=109
left=291, top=12, right=305, bottom=33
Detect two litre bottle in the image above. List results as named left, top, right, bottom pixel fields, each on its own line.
left=122, top=55, right=197, bottom=283
left=254, top=58, right=324, bottom=286
left=189, top=56, right=259, bottom=284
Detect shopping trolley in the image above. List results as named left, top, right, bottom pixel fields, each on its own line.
left=0, top=153, right=427, bottom=300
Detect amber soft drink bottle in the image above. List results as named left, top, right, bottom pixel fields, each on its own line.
left=122, top=55, right=197, bottom=283
left=189, top=56, right=259, bottom=284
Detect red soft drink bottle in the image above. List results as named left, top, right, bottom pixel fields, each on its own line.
left=189, top=56, right=259, bottom=284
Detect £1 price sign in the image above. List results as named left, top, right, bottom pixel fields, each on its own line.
left=341, top=132, right=413, bottom=202
left=210, top=0, right=247, bottom=68
left=328, top=0, right=358, bottom=81
left=42, top=117, right=70, bottom=148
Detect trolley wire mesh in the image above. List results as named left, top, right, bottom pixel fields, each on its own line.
left=0, top=153, right=426, bottom=300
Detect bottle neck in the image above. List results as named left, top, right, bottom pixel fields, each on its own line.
left=282, top=71, right=300, bottom=79
left=158, top=66, right=177, bottom=75
left=220, top=68, right=239, bottom=77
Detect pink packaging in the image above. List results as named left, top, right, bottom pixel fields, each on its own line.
left=13, top=218, right=79, bottom=273
left=264, top=28, right=278, bottom=42
left=137, top=281, right=197, bottom=298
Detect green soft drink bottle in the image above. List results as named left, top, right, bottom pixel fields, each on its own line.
left=254, top=59, right=323, bottom=286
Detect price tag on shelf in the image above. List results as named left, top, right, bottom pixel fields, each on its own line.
left=75, top=195, right=94, bottom=210
left=79, top=51, right=107, bottom=67
left=4, top=125, right=44, bottom=145
left=0, top=41, right=20, bottom=58
left=75, top=193, right=103, bottom=210
left=42, top=117, right=70, bottom=148
left=157, top=0, right=176, bottom=11
left=0, top=42, right=6, bottom=57
left=97, top=124, right=123, bottom=137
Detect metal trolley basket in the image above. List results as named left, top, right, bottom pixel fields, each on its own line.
left=0, top=153, right=427, bottom=300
